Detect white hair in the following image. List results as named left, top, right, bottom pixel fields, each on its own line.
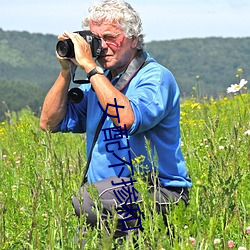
left=82, top=0, right=145, bottom=49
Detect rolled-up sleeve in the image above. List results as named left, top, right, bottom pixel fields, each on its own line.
left=127, top=64, right=179, bottom=135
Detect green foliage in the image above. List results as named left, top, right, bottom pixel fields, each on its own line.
left=180, top=94, right=250, bottom=249
left=0, top=93, right=249, bottom=249
left=145, top=37, right=250, bottom=98
left=0, top=79, right=46, bottom=121
left=0, top=29, right=60, bottom=88
left=0, top=109, right=85, bottom=249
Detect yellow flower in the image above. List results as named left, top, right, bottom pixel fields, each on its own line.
left=237, top=67, right=243, bottom=73
left=191, top=103, right=201, bottom=109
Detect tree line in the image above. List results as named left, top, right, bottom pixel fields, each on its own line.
left=0, top=28, right=249, bottom=120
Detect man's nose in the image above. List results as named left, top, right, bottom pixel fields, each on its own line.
left=101, top=38, right=108, bottom=49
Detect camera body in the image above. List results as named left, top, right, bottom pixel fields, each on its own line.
left=56, top=30, right=102, bottom=58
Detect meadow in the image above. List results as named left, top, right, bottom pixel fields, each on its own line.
left=0, top=89, right=249, bottom=249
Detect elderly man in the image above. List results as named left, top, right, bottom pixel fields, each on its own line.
left=40, top=0, right=192, bottom=243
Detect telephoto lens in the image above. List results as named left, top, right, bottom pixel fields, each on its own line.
left=56, top=39, right=75, bottom=58
left=56, top=31, right=102, bottom=59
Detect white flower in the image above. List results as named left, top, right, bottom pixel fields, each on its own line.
left=214, top=238, right=221, bottom=244
left=238, top=247, right=246, bottom=250
left=227, top=79, right=248, bottom=93
left=244, top=130, right=250, bottom=136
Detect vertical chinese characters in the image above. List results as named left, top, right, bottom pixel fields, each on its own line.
left=99, top=98, right=142, bottom=231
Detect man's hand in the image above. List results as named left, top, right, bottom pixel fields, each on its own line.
left=62, top=31, right=96, bottom=73
left=56, top=33, right=79, bottom=71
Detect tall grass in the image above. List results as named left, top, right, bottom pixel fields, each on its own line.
left=0, top=93, right=249, bottom=249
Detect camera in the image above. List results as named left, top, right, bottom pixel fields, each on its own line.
left=56, top=30, right=102, bottom=58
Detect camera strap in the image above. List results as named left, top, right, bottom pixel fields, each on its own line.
left=81, top=50, right=150, bottom=186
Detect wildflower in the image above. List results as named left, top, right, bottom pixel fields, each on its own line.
left=218, top=145, right=224, bottom=150
left=191, top=103, right=201, bottom=109
left=237, top=67, right=243, bottom=73
left=189, top=237, right=196, bottom=246
left=246, top=226, right=250, bottom=235
left=12, top=185, right=18, bottom=192
left=238, top=247, right=246, bottom=250
left=228, top=240, right=235, bottom=248
left=227, top=79, right=248, bottom=93
left=214, top=238, right=221, bottom=244
left=134, top=157, right=141, bottom=164
left=196, top=180, right=202, bottom=185
left=244, top=130, right=250, bottom=136
left=42, top=213, right=48, bottom=221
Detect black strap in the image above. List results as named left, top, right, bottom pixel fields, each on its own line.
left=81, top=50, right=149, bottom=186
left=114, top=49, right=147, bottom=91
left=81, top=113, right=105, bottom=186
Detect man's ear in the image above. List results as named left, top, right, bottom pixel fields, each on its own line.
left=131, top=36, right=139, bottom=48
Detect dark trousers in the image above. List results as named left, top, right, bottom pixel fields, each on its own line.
left=72, top=175, right=189, bottom=241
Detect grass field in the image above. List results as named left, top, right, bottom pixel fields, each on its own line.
left=0, top=90, right=249, bottom=249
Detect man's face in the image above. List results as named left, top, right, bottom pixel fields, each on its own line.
left=89, top=20, right=138, bottom=73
